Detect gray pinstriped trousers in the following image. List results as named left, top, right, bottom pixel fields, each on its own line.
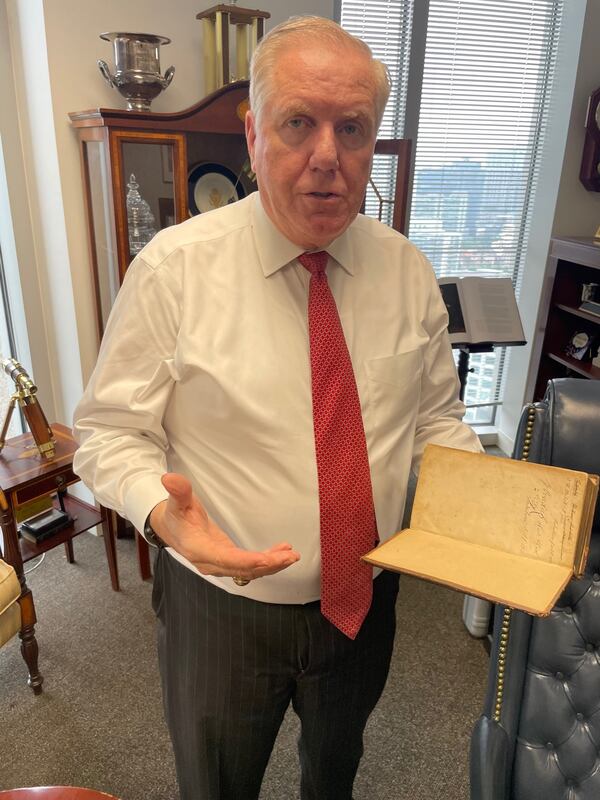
left=153, top=548, right=399, bottom=800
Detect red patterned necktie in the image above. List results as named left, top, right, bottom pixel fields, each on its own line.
left=299, top=251, right=378, bottom=640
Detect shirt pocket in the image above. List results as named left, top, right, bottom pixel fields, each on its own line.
left=365, top=349, right=424, bottom=434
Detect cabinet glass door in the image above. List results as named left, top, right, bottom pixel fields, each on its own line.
left=110, top=132, right=186, bottom=279
left=122, top=141, right=175, bottom=257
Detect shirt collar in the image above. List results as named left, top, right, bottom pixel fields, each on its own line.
left=250, top=192, right=355, bottom=277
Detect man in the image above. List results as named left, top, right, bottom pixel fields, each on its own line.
left=73, top=15, right=481, bottom=800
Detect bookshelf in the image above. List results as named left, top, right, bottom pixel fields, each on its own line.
left=531, top=237, right=600, bottom=400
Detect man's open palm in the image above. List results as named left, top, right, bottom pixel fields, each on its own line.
left=150, top=473, right=300, bottom=580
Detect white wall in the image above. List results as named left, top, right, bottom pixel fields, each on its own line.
left=3, top=0, right=334, bottom=426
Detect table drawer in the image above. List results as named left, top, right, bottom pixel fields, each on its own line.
left=12, top=468, right=79, bottom=507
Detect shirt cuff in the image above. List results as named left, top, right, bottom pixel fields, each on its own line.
left=123, top=473, right=170, bottom=535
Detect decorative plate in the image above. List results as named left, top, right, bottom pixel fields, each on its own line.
left=188, top=162, right=245, bottom=215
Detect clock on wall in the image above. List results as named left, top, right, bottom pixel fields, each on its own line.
left=579, top=86, right=600, bottom=191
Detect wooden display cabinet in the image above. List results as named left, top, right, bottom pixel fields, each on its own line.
left=531, top=237, right=600, bottom=400
left=70, top=80, right=253, bottom=341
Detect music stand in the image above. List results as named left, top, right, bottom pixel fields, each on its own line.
left=438, top=277, right=526, bottom=403
left=456, top=344, right=494, bottom=402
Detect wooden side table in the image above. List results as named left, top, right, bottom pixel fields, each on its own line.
left=0, top=423, right=117, bottom=693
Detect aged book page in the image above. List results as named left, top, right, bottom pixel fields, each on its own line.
left=364, top=444, right=599, bottom=615
left=410, top=445, right=594, bottom=568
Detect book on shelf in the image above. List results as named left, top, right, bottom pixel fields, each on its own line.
left=438, top=276, right=526, bottom=347
left=363, top=444, right=599, bottom=616
left=579, top=299, right=600, bottom=318
left=14, top=495, right=53, bottom=524
left=19, top=507, right=73, bottom=543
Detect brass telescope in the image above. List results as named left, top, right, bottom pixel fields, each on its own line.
left=0, top=358, right=55, bottom=459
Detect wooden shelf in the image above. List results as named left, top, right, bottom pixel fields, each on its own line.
left=546, top=351, right=600, bottom=379
left=550, top=237, right=600, bottom=269
left=555, top=303, right=600, bottom=325
left=18, top=495, right=102, bottom=563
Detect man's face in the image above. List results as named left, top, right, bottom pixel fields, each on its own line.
left=246, top=45, right=378, bottom=250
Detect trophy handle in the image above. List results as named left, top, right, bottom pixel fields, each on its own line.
left=163, top=65, right=175, bottom=87
left=97, top=59, right=116, bottom=88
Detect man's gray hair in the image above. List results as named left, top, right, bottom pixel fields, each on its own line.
left=249, top=16, right=391, bottom=129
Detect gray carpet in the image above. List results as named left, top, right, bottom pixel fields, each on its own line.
left=0, top=530, right=489, bottom=799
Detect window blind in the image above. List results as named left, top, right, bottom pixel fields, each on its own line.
left=341, top=0, right=563, bottom=424
left=340, top=1, right=414, bottom=225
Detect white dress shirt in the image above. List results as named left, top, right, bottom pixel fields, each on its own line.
left=73, top=191, right=481, bottom=603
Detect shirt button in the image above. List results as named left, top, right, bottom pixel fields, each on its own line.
left=586, top=643, right=595, bottom=652
left=556, top=671, right=564, bottom=680
left=592, top=573, right=600, bottom=582
left=546, top=742, right=554, bottom=750
left=563, top=606, right=572, bottom=615
left=576, top=712, right=584, bottom=722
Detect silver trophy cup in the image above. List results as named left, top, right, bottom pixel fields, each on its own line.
left=98, top=32, right=175, bottom=111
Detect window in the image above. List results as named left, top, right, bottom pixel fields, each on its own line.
left=340, top=1, right=414, bottom=225
left=339, top=0, right=563, bottom=425
left=0, top=140, right=28, bottom=439
left=0, top=246, right=24, bottom=438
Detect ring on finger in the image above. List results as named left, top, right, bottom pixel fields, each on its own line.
left=232, top=576, right=251, bottom=586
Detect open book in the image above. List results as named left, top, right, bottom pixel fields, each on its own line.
left=438, top=276, right=526, bottom=347
left=364, top=444, right=599, bottom=616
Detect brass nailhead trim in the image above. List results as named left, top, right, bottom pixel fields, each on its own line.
left=520, top=405, right=536, bottom=462
left=493, top=606, right=512, bottom=721
left=493, top=406, right=535, bottom=721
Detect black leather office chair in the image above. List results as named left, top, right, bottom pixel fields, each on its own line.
left=470, top=378, right=600, bottom=800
